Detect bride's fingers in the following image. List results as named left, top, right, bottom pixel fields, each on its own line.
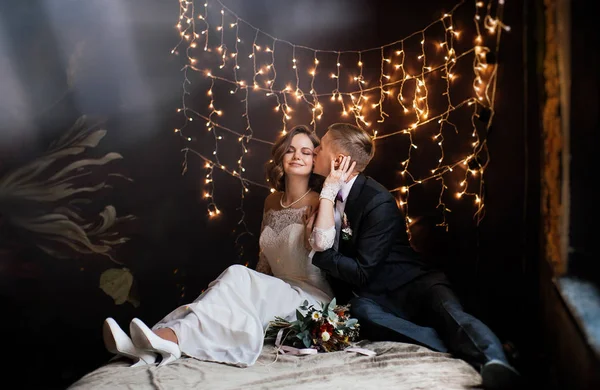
left=341, top=155, right=351, bottom=175
left=339, top=158, right=354, bottom=181
left=347, top=161, right=357, bottom=176
left=337, top=155, right=347, bottom=174
left=338, top=155, right=347, bottom=173
left=330, top=158, right=336, bottom=173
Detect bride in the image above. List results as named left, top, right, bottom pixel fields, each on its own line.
left=103, top=125, right=355, bottom=368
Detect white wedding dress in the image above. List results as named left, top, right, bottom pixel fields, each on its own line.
left=151, top=206, right=335, bottom=367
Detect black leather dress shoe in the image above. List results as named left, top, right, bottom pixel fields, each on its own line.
left=481, top=359, right=522, bottom=389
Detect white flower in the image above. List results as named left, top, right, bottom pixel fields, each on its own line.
left=321, top=331, right=331, bottom=342
left=311, top=311, right=322, bottom=321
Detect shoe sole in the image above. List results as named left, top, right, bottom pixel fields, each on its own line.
left=481, top=361, right=521, bottom=389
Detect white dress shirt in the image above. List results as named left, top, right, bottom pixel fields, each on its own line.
left=333, top=175, right=358, bottom=251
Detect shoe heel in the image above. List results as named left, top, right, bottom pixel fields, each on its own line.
left=158, top=353, right=178, bottom=367
left=130, top=318, right=181, bottom=367
left=130, top=355, right=154, bottom=367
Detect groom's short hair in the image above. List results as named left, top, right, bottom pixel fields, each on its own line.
left=326, top=123, right=375, bottom=172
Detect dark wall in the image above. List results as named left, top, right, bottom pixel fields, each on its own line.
left=0, top=1, right=535, bottom=388
left=568, top=0, right=599, bottom=280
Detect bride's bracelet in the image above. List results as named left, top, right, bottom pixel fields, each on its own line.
left=319, top=182, right=340, bottom=203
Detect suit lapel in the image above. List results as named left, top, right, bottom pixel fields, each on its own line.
left=345, top=174, right=365, bottom=206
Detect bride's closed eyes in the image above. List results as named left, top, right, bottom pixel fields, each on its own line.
left=286, top=147, right=313, bottom=156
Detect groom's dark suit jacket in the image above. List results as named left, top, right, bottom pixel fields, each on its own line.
left=312, top=173, right=431, bottom=304
left=312, top=174, right=449, bottom=351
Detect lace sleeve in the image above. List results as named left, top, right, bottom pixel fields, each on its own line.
left=255, top=213, right=273, bottom=275
left=309, top=226, right=336, bottom=252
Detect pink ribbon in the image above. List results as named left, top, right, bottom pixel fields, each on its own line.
left=275, top=329, right=318, bottom=355
left=275, top=329, right=377, bottom=357
left=344, top=347, right=377, bottom=356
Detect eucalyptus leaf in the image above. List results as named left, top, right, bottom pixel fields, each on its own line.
left=345, top=318, right=358, bottom=328
left=328, top=310, right=337, bottom=321
left=302, top=332, right=312, bottom=348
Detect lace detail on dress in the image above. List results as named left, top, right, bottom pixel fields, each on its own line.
left=256, top=251, right=272, bottom=275
left=262, top=207, right=308, bottom=234
left=255, top=217, right=273, bottom=275
left=258, top=206, right=333, bottom=302
left=309, top=226, right=336, bottom=252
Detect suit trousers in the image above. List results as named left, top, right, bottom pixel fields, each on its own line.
left=351, top=271, right=508, bottom=369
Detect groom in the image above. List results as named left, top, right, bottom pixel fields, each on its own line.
left=309, top=123, right=521, bottom=389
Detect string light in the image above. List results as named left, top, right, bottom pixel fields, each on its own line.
left=171, top=0, right=508, bottom=237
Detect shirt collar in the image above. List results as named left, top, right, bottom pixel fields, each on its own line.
left=339, top=175, right=358, bottom=203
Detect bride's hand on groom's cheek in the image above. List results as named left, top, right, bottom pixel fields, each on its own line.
left=302, top=206, right=318, bottom=250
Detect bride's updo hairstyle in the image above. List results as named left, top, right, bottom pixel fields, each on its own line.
left=265, top=125, right=323, bottom=192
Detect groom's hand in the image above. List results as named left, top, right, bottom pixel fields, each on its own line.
left=302, top=206, right=318, bottom=251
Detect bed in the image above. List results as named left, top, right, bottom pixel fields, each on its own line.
left=68, top=340, right=482, bottom=389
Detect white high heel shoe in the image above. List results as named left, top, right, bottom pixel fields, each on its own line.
left=103, top=317, right=157, bottom=367
left=130, top=318, right=181, bottom=367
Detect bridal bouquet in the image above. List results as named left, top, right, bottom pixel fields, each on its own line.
left=265, top=298, right=360, bottom=352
